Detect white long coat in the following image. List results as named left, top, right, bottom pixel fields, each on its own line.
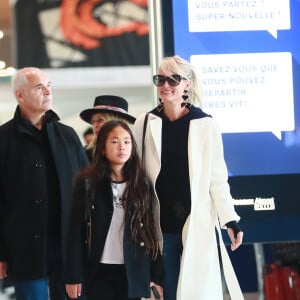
left=133, top=112, right=243, bottom=300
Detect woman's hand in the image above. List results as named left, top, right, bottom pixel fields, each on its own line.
left=227, top=228, right=243, bottom=251
left=66, top=283, right=82, bottom=299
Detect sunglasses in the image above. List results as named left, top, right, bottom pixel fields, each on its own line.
left=153, top=74, right=186, bottom=87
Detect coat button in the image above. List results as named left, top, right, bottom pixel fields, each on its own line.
left=34, top=199, right=42, bottom=205
left=34, top=163, right=42, bottom=168
left=34, top=233, right=41, bottom=239
left=139, top=242, right=145, bottom=247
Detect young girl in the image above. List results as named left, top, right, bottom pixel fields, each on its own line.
left=64, top=120, right=163, bottom=300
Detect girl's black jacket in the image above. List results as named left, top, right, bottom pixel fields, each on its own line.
left=64, top=176, right=164, bottom=298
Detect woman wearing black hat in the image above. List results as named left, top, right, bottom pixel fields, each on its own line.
left=80, top=95, right=136, bottom=162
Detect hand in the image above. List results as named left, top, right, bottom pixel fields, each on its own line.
left=60, top=0, right=106, bottom=49
left=60, top=0, right=149, bottom=49
left=0, top=261, right=7, bottom=279
left=227, top=228, right=243, bottom=251
left=66, top=283, right=82, bottom=299
left=150, top=282, right=163, bottom=300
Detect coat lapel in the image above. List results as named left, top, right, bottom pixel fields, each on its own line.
left=144, top=114, right=162, bottom=182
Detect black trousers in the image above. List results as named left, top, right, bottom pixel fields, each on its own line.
left=46, top=238, right=67, bottom=300
left=86, top=264, right=140, bottom=300
left=47, top=256, right=67, bottom=300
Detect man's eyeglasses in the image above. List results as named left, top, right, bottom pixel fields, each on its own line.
left=153, top=74, right=186, bottom=87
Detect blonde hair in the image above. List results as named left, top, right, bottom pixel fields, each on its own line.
left=158, top=55, right=203, bottom=108
left=101, top=113, right=131, bottom=124
left=87, top=112, right=131, bottom=151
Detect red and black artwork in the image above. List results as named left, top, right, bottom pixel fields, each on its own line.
left=14, top=0, right=149, bottom=68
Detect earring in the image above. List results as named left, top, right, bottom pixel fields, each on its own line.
left=181, top=90, right=191, bottom=109
left=157, top=98, right=164, bottom=112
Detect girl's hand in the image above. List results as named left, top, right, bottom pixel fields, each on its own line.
left=66, top=283, right=82, bottom=299
left=150, top=282, right=163, bottom=299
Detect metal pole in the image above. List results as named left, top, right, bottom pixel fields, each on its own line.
left=253, top=243, right=265, bottom=300
left=148, top=0, right=164, bottom=106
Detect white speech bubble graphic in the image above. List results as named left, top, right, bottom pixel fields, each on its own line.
left=188, top=0, right=290, bottom=38
left=191, top=52, right=294, bottom=140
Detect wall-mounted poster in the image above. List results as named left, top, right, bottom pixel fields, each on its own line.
left=14, top=0, right=149, bottom=68
left=164, top=0, right=300, bottom=177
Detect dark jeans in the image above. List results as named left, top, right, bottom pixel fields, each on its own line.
left=162, top=233, right=183, bottom=300
left=86, top=264, right=139, bottom=300
left=15, top=279, right=48, bottom=300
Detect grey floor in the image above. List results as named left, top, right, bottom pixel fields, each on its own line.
left=0, top=286, right=14, bottom=300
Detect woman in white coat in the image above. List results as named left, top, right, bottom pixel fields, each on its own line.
left=133, top=55, right=244, bottom=300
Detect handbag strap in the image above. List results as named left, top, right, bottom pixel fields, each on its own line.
left=142, top=112, right=149, bottom=166
left=84, top=179, right=91, bottom=222
left=85, top=178, right=93, bottom=254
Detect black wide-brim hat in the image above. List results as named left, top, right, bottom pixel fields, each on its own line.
left=80, top=95, right=136, bottom=124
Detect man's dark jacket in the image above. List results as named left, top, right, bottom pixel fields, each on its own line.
left=0, top=107, right=89, bottom=280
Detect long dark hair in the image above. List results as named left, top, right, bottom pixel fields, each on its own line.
left=81, top=120, right=159, bottom=258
